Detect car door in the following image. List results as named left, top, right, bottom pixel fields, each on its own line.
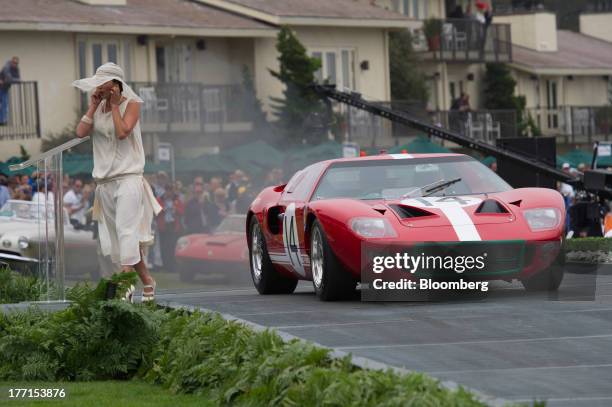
left=274, top=162, right=326, bottom=278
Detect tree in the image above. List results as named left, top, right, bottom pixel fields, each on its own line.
left=240, top=65, right=269, bottom=135
left=483, top=63, right=540, bottom=136
left=483, top=63, right=519, bottom=110
left=389, top=30, right=429, bottom=104
left=269, top=26, right=328, bottom=144
left=19, top=145, right=30, bottom=161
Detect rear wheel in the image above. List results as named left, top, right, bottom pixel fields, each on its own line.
left=249, top=217, right=297, bottom=294
left=521, top=253, right=565, bottom=291
left=311, top=220, right=356, bottom=301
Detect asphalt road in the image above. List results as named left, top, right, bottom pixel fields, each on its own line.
left=158, top=263, right=612, bottom=407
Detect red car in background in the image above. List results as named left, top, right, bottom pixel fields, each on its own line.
left=175, top=214, right=249, bottom=284
left=247, top=153, right=566, bottom=301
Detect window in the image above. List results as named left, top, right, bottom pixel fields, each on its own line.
left=92, top=44, right=103, bottom=72
left=325, top=52, right=337, bottom=85
left=78, top=41, right=88, bottom=112
left=449, top=82, right=456, bottom=101
left=77, top=37, right=131, bottom=78
left=311, top=48, right=355, bottom=90
left=107, top=44, right=118, bottom=64
left=285, top=162, right=326, bottom=201
left=398, top=0, right=427, bottom=18
left=155, top=42, right=194, bottom=83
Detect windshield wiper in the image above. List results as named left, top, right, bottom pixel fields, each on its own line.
left=422, top=177, right=462, bottom=197
left=401, top=178, right=462, bottom=199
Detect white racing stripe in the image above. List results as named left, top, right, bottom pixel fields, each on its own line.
left=438, top=204, right=481, bottom=241
left=390, top=153, right=413, bottom=159
left=400, top=196, right=482, bottom=241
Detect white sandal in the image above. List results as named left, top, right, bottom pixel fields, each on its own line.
left=142, top=280, right=156, bottom=302
left=122, top=284, right=135, bottom=303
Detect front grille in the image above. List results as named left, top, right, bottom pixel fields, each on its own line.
left=408, top=240, right=526, bottom=276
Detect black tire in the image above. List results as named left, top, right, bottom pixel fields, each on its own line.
left=310, top=220, right=356, bottom=301
left=249, top=217, right=298, bottom=294
left=521, top=252, right=565, bottom=292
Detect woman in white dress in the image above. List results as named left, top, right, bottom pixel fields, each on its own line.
left=74, top=62, right=161, bottom=301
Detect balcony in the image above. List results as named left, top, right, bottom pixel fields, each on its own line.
left=0, top=81, right=40, bottom=141
left=416, top=19, right=512, bottom=63
left=528, top=106, right=612, bottom=144
left=129, top=83, right=253, bottom=135
left=432, top=110, right=518, bottom=143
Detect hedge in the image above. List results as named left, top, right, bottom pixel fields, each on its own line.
left=564, top=237, right=612, bottom=253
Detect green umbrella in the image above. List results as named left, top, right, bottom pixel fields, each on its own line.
left=284, top=142, right=343, bottom=173
left=481, top=156, right=497, bottom=167
left=176, top=154, right=236, bottom=174
left=557, top=149, right=592, bottom=169
left=224, top=140, right=284, bottom=172
left=404, top=136, right=451, bottom=154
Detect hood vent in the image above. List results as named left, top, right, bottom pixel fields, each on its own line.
left=476, top=199, right=509, bottom=214
left=389, top=204, right=434, bottom=219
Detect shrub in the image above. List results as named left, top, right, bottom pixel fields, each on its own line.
left=565, top=237, right=612, bottom=253
left=144, top=311, right=487, bottom=406
left=0, top=272, right=159, bottom=381
left=0, top=276, right=491, bottom=406
left=0, top=266, right=50, bottom=304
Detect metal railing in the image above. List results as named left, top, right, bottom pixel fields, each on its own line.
left=0, top=81, right=41, bottom=141
left=528, top=106, right=612, bottom=143
left=493, top=2, right=550, bottom=15
left=416, top=19, right=512, bottom=63
left=433, top=110, right=518, bottom=143
left=8, top=136, right=90, bottom=302
left=129, top=83, right=253, bottom=135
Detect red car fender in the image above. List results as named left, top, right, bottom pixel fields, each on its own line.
left=307, top=199, right=390, bottom=277
left=247, top=185, right=283, bottom=239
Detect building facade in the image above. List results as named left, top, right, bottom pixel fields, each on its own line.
left=0, top=0, right=408, bottom=160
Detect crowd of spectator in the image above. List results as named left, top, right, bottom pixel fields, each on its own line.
left=0, top=167, right=285, bottom=274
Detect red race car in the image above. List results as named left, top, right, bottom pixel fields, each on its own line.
left=176, top=214, right=249, bottom=284
left=247, top=154, right=566, bottom=301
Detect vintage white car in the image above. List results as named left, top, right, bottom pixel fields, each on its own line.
left=0, top=199, right=101, bottom=279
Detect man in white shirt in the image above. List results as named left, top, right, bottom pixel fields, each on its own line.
left=559, top=163, right=575, bottom=199
left=64, top=179, right=85, bottom=225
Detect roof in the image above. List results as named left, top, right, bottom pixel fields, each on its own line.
left=0, top=0, right=275, bottom=36
left=511, top=30, right=612, bottom=75
left=195, top=0, right=411, bottom=28
left=329, top=153, right=463, bottom=164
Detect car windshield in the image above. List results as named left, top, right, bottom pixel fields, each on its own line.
left=0, top=201, right=54, bottom=221
left=215, top=215, right=246, bottom=234
left=312, top=156, right=512, bottom=201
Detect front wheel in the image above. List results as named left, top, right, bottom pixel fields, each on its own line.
left=310, top=220, right=356, bottom=301
left=249, top=217, right=297, bottom=294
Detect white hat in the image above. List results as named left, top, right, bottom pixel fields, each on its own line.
left=562, top=162, right=570, bottom=169
left=72, top=62, right=142, bottom=103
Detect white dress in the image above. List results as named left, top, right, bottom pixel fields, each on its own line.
left=91, top=99, right=161, bottom=266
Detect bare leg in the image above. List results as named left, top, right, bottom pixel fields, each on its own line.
left=134, top=248, right=155, bottom=296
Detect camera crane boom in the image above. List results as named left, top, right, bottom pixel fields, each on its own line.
left=312, top=84, right=580, bottom=187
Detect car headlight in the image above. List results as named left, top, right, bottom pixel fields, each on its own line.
left=176, top=237, right=190, bottom=252
left=18, top=236, right=29, bottom=249
left=523, top=208, right=561, bottom=231
left=349, top=217, right=397, bottom=238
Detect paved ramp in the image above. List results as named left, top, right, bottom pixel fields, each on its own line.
left=160, top=264, right=612, bottom=406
